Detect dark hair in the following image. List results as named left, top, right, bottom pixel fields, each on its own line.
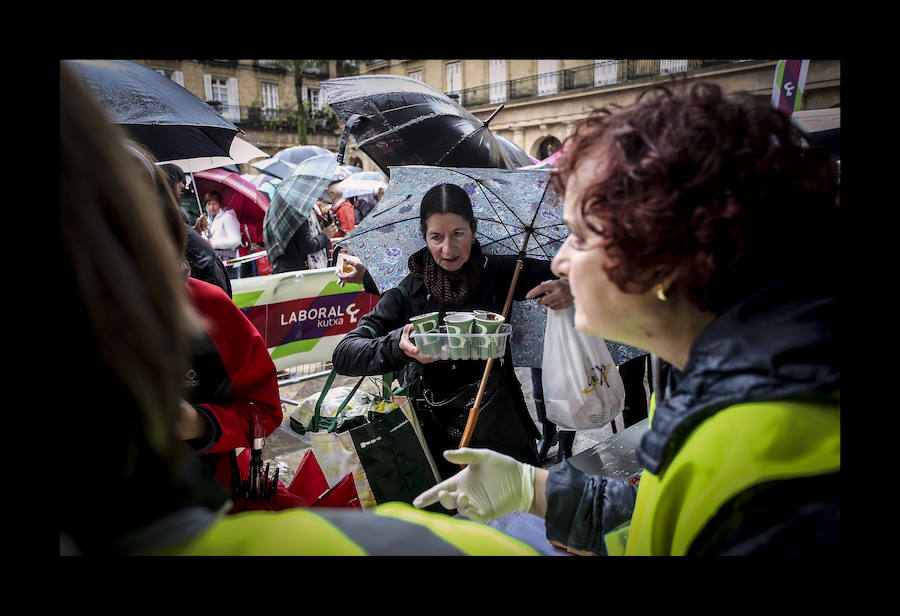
left=204, top=190, right=222, bottom=205
left=160, top=163, right=186, bottom=188
left=419, top=183, right=476, bottom=236
left=553, top=82, right=839, bottom=314
left=60, top=62, right=211, bottom=551
left=126, top=140, right=187, bottom=258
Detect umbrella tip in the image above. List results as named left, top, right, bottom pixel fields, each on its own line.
left=484, top=104, right=505, bottom=126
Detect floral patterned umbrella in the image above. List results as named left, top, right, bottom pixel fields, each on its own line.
left=337, top=164, right=647, bottom=368
left=336, top=165, right=567, bottom=293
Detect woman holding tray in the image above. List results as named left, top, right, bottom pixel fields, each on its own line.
left=332, top=183, right=573, bottom=481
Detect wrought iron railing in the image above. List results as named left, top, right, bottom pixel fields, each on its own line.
left=211, top=60, right=749, bottom=133
left=209, top=103, right=338, bottom=133
left=457, top=59, right=747, bottom=107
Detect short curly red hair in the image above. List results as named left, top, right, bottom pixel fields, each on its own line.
left=553, top=82, right=838, bottom=314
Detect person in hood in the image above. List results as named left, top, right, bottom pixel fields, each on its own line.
left=414, top=82, right=840, bottom=555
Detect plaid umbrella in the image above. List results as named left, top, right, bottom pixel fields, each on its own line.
left=263, top=153, right=338, bottom=264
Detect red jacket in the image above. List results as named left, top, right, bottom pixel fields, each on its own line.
left=331, top=199, right=356, bottom=239
left=183, top=278, right=282, bottom=488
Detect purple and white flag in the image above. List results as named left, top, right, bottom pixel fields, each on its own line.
left=772, top=59, right=811, bottom=115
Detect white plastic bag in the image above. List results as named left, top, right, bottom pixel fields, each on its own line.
left=541, top=306, right=625, bottom=430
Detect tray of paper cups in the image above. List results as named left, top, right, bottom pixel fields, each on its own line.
left=409, top=310, right=511, bottom=361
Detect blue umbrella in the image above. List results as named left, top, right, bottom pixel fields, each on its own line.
left=274, top=145, right=332, bottom=165
left=251, top=157, right=297, bottom=180
left=336, top=165, right=566, bottom=293
left=263, top=153, right=339, bottom=265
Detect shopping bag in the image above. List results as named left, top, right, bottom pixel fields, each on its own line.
left=289, top=382, right=379, bottom=435
left=307, top=370, right=440, bottom=510
left=541, top=305, right=626, bottom=430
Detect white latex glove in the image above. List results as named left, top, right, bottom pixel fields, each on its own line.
left=412, top=448, right=535, bottom=523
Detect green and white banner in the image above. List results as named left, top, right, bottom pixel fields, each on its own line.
left=231, top=267, right=380, bottom=370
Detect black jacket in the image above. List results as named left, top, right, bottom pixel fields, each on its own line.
left=332, top=250, right=554, bottom=393
left=270, top=219, right=330, bottom=274
left=185, top=226, right=232, bottom=298
left=332, top=250, right=556, bottom=471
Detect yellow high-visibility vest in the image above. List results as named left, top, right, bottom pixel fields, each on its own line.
left=604, top=398, right=840, bottom=556
left=160, top=501, right=538, bottom=556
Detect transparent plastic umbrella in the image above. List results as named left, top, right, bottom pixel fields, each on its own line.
left=333, top=170, right=389, bottom=198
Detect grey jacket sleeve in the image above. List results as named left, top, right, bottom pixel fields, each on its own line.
left=543, top=462, right=638, bottom=556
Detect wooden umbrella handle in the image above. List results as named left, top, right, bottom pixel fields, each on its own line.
left=457, top=257, right=525, bottom=466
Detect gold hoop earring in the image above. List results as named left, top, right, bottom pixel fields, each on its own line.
left=656, top=284, right=667, bottom=302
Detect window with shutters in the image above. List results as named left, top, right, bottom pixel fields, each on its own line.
left=446, top=61, right=462, bottom=97
left=594, top=60, right=618, bottom=86
left=261, top=82, right=279, bottom=120
left=155, top=69, right=184, bottom=87
left=489, top=59, right=507, bottom=104
left=204, top=75, right=240, bottom=122
left=659, top=59, right=688, bottom=75
left=309, top=88, right=321, bottom=110
left=537, top=59, right=559, bottom=96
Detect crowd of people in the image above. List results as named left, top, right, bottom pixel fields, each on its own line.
left=60, top=58, right=839, bottom=556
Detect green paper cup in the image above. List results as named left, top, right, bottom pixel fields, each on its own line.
left=410, top=312, right=440, bottom=356
left=444, top=313, right=475, bottom=360
left=474, top=312, right=505, bottom=359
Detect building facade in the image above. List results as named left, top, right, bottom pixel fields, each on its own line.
left=358, top=59, right=841, bottom=162
left=133, top=59, right=840, bottom=173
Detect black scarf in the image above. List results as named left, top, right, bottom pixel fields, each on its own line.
left=408, top=241, right=484, bottom=306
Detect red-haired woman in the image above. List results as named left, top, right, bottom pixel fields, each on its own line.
left=415, top=82, right=840, bottom=555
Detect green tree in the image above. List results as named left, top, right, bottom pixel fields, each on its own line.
left=275, top=60, right=370, bottom=144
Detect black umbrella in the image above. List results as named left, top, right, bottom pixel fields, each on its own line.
left=495, top=134, right=537, bottom=167
left=64, top=59, right=241, bottom=164
left=320, top=75, right=515, bottom=177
